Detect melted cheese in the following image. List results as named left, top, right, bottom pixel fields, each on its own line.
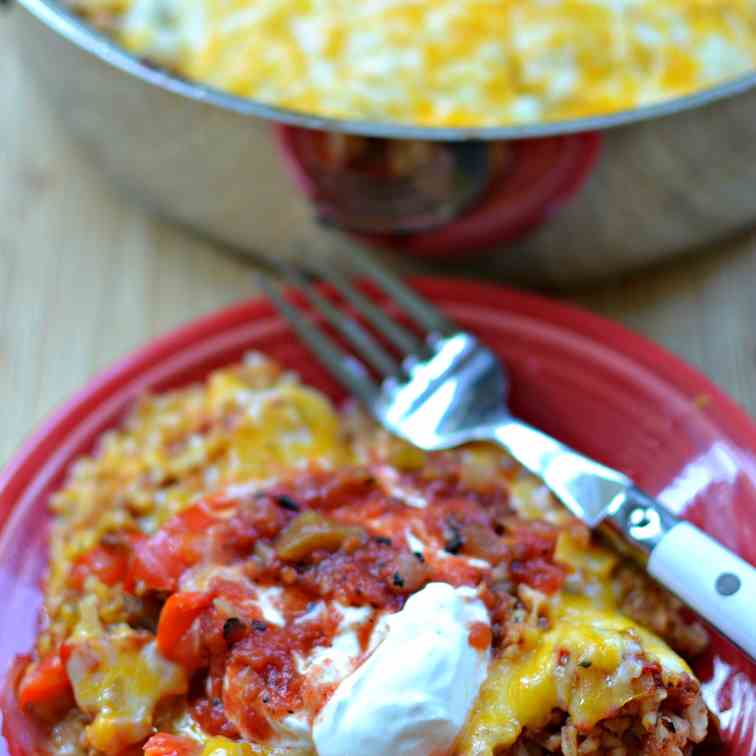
left=554, top=531, right=619, bottom=605
left=111, top=0, right=756, bottom=126
left=201, top=737, right=267, bottom=755
left=67, top=600, right=187, bottom=754
left=211, top=380, right=352, bottom=482
left=457, top=596, right=691, bottom=755
left=200, top=735, right=312, bottom=754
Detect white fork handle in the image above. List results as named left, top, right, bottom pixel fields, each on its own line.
left=491, top=418, right=756, bottom=660
left=648, top=522, right=756, bottom=659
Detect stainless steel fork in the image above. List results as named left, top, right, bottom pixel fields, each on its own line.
left=259, top=256, right=756, bottom=660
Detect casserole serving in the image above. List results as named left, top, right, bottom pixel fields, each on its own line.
left=4, top=354, right=715, bottom=755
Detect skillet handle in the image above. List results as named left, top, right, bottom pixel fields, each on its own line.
left=647, top=520, right=756, bottom=661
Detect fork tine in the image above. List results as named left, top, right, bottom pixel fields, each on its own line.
left=278, top=264, right=400, bottom=379
left=345, top=253, right=454, bottom=336
left=257, top=274, right=379, bottom=405
left=303, top=258, right=425, bottom=358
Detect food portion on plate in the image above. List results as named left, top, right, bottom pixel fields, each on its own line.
left=8, top=353, right=714, bottom=755
left=64, top=0, right=756, bottom=126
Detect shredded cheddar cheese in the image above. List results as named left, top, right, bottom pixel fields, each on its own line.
left=90, top=0, right=756, bottom=125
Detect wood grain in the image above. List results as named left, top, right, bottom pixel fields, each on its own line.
left=1, top=20, right=755, bottom=467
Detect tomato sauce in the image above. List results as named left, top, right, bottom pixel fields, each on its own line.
left=124, top=464, right=568, bottom=742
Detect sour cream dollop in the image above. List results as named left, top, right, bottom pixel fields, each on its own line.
left=313, top=582, right=491, bottom=756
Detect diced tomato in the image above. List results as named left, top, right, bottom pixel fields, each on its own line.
left=143, top=733, right=201, bottom=756
left=130, top=529, right=190, bottom=592
left=59, top=641, right=74, bottom=666
left=468, top=621, right=492, bottom=651
left=508, top=521, right=559, bottom=561
left=157, top=592, right=214, bottom=661
left=17, top=652, right=71, bottom=707
left=2, top=656, right=50, bottom=754
left=270, top=468, right=375, bottom=512
left=129, top=497, right=238, bottom=592
left=70, top=543, right=134, bottom=590
left=190, top=696, right=242, bottom=740
left=511, top=557, right=565, bottom=594
left=180, top=500, right=223, bottom=532
left=431, top=556, right=483, bottom=588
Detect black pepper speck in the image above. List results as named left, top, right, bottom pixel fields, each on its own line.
left=275, top=494, right=301, bottom=512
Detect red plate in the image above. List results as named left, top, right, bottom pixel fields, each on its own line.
left=1, top=278, right=754, bottom=754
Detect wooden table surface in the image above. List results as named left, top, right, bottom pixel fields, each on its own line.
left=2, top=22, right=755, bottom=466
